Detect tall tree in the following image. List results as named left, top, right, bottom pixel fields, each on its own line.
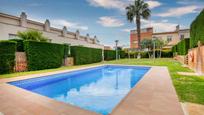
left=126, top=0, right=151, bottom=49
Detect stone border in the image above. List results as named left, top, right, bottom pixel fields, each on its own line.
left=0, top=64, right=184, bottom=115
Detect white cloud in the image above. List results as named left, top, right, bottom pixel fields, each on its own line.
left=141, top=19, right=178, bottom=32
left=97, top=16, right=124, bottom=27
left=51, top=19, right=88, bottom=30
left=87, top=0, right=161, bottom=11
left=122, top=28, right=134, bottom=32
left=145, top=0, right=162, bottom=9
left=157, top=5, right=200, bottom=17
left=87, top=0, right=125, bottom=11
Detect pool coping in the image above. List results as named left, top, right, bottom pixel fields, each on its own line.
left=0, top=64, right=184, bottom=115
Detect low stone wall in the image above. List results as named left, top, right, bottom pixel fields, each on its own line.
left=174, top=55, right=186, bottom=65
left=64, top=57, right=74, bottom=66
left=15, top=52, right=27, bottom=72
left=187, top=45, right=204, bottom=74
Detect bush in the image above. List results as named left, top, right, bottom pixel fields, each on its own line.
left=17, top=30, right=48, bottom=42
left=190, top=9, right=204, bottom=48
left=24, top=41, right=64, bottom=71
left=172, top=45, right=177, bottom=54
left=0, top=41, right=16, bottom=74
left=161, top=50, right=173, bottom=58
left=119, top=50, right=126, bottom=59
left=63, top=44, right=70, bottom=58
left=10, top=39, right=24, bottom=52
left=177, top=39, right=190, bottom=55
left=104, top=50, right=116, bottom=60
left=71, top=46, right=102, bottom=65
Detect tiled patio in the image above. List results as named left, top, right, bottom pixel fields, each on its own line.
left=0, top=65, right=184, bottom=115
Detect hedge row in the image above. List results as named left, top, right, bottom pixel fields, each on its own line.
left=190, top=9, right=204, bottom=48
left=71, top=46, right=102, bottom=65
left=63, top=44, right=70, bottom=58
left=10, top=39, right=24, bottom=52
left=24, top=41, right=65, bottom=71
left=0, top=41, right=16, bottom=74
left=172, top=39, right=190, bottom=55
left=127, top=50, right=172, bottom=58
left=104, top=50, right=116, bottom=60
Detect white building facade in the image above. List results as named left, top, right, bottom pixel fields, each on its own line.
left=0, top=12, right=104, bottom=49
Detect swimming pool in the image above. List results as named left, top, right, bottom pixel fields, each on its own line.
left=9, top=65, right=150, bottom=115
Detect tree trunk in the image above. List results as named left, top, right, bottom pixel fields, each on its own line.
left=136, top=16, right=141, bottom=50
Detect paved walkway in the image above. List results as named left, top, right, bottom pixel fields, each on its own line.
left=185, top=103, right=204, bottom=115
left=0, top=65, right=184, bottom=115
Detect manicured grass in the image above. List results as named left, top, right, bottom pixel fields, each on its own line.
left=104, top=58, right=204, bottom=105
left=1, top=58, right=204, bottom=105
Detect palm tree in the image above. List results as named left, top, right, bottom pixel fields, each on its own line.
left=126, top=0, right=151, bottom=49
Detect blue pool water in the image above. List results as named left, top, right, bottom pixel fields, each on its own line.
left=9, top=65, right=150, bottom=115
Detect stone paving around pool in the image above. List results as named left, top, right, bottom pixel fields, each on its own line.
left=0, top=65, right=184, bottom=115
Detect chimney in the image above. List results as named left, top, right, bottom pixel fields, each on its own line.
left=44, top=19, right=50, bottom=32
left=20, top=12, right=27, bottom=27
left=75, top=30, right=80, bottom=39
left=86, top=33, right=89, bottom=41
left=176, top=25, right=180, bottom=32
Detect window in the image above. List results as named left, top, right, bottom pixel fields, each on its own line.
left=167, top=36, right=172, bottom=42
left=133, top=40, right=138, bottom=44
left=9, top=34, right=19, bottom=39
left=180, top=35, right=184, bottom=40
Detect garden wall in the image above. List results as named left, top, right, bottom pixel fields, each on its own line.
left=15, top=52, right=27, bottom=72
left=187, top=44, right=204, bottom=74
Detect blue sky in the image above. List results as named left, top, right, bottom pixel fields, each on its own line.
left=0, top=0, right=204, bottom=47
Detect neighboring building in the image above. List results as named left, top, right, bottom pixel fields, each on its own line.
left=130, top=25, right=190, bottom=49
left=0, top=12, right=104, bottom=49
left=130, top=27, right=153, bottom=49
left=104, top=46, right=112, bottom=50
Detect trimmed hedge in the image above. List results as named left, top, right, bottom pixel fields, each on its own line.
left=190, top=9, right=204, bottom=48
left=127, top=50, right=172, bottom=58
left=161, top=50, right=173, bottom=58
left=0, top=41, right=16, bottom=74
left=119, top=50, right=126, bottom=59
left=173, top=39, right=190, bottom=55
left=104, top=50, right=116, bottom=60
left=63, top=44, right=70, bottom=58
left=172, top=45, right=177, bottom=54
left=71, top=46, right=102, bottom=65
left=10, top=39, right=24, bottom=52
left=24, top=41, right=64, bottom=71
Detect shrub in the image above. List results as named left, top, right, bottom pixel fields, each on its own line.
left=10, top=39, right=24, bottom=52
left=119, top=50, right=126, bottom=59
left=172, top=45, right=177, bottom=53
left=24, top=41, right=64, bottom=71
left=0, top=41, right=16, bottom=74
left=71, top=46, right=102, bottom=65
left=63, top=44, right=70, bottom=58
left=161, top=50, right=173, bottom=58
left=140, top=51, right=149, bottom=58
left=190, top=9, right=204, bottom=48
left=177, top=39, right=190, bottom=55
left=104, top=50, right=116, bottom=60
left=17, top=30, right=48, bottom=42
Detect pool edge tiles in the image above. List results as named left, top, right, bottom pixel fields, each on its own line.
left=7, top=65, right=150, bottom=115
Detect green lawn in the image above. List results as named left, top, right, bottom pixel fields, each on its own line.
left=104, top=58, right=204, bottom=105
left=1, top=58, right=204, bottom=105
